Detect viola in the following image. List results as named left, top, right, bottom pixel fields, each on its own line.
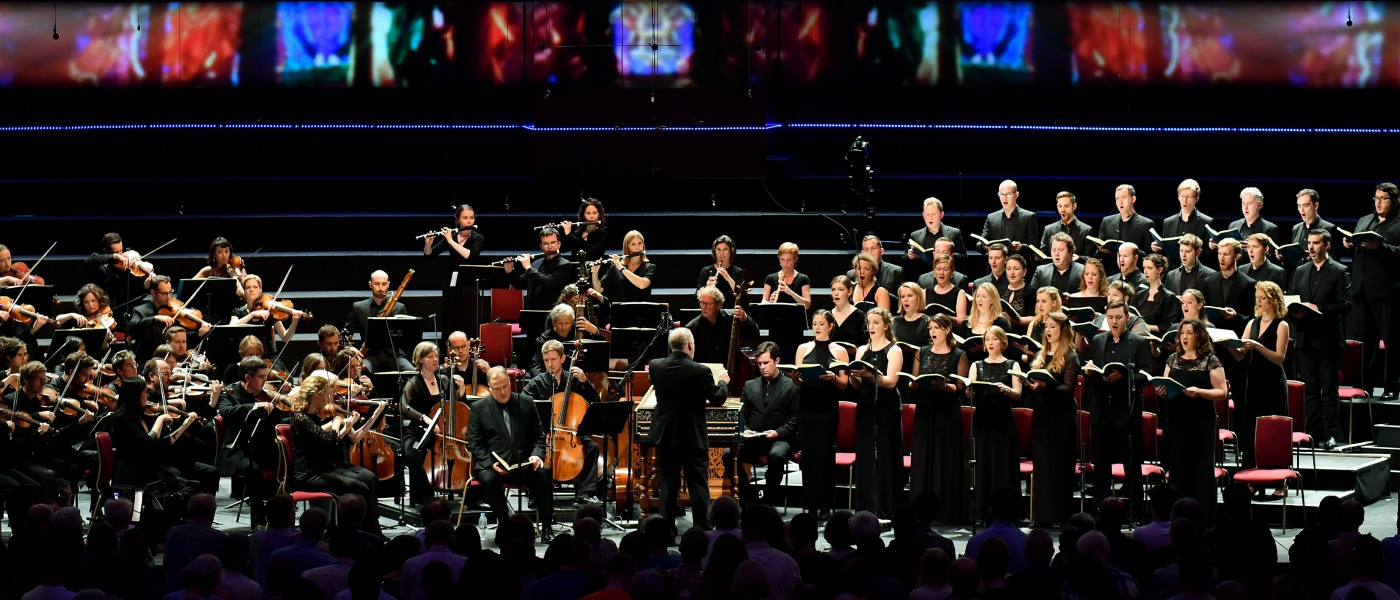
left=39, top=389, right=95, bottom=419
left=120, top=250, right=154, bottom=278
left=214, top=255, right=246, bottom=279
left=264, top=360, right=290, bottom=385
left=87, top=307, right=117, bottom=331
left=4, top=262, right=44, bottom=285
left=0, top=406, right=51, bottom=432
left=252, top=293, right=312, bottom=322
left=0, top=296, right=43, bottom=325
left=342, top=397, right=396, bottom=481
left=159, top=298, right=212, bottom=331
left=80, top=382, right=120, bottom=408
left=145, top=402, right=206, bottom=425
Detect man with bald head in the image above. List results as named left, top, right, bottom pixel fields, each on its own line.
left=981, top=179, right=1040, bottom=264
left=344, top=270, right=414, bottom=373
left=648, top=327, right=730, bottom=529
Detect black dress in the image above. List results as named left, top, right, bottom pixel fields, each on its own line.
left=1028, top=351, right=1080, bottom=525
left=599, top=261, right=657, bottom=303
left=1163, top=352, right=1221, bottom=514
left=1244, top=318, right=1287, bottom=468
left=562, top=224, right=608, bottom=262
left=798, top=341, right=841, bottom=512
left=287, top=411, right=381, bottom=532
left=893, top=314, right=931, bottom=347
left=764, top=271, right=811, bottom=306
left=958, top=316, right=1012, bottom=364
left=911, top=346, right=968, bottom=524
left=971, top=358, right=1018, bottom=523
left=855, top=344, right=902, bottom=518
left=925, top=284, right=962, bottom=314
left=1132, top=286, right=1181, bottom=332
left=831, top=307, right=867, bottom=346
left=1001, top=285, right=1030, bottom=321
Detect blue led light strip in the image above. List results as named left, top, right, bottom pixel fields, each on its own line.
left=0, top=122, right=1393, bottom=133
left=785, top=123, right=1400, bottom=133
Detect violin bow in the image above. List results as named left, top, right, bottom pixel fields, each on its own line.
left=267, top=265, right=295, bottom=371
left=9, top=240, right=56, bottom=306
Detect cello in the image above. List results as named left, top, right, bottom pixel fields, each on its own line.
left=548, top=335, right=590, bottom=483
left=726, top=280, right=758, bottom=396
left=422, top=347, right=473, bottom=492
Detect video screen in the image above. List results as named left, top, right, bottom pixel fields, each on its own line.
left=957, top=1, right=1034, bottom=85
left=609, top=2, right=695, bottom=88
left=1067, top=2, right=1148, bottom=84
left=276, top=1, right=353, bottom=86
left=856, top=2, right=941, bottom=86
left=160, top=3, right=241, bottom=85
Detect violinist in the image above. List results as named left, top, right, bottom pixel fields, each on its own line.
left=218, top=357, right=288, bottom=483
left=423, top=204, right=485, bottom=264
left=40, top=353, right=102, bottom=471
left=467, top=366, right=555, bottom=534
left=221, top=335, right=288, bottom=388
left=50, top=283, right=116, bottom=334
left=165, top=326, right=215, bottom=377
left=344, top=270, right=414, bottom=373
left=103, top=350, right=139, bottom=400
left=4, top=361, right=85, bottom=493
left=193, top=236, right=248, bottom=299
left=685, top=286, right=758, bottom=365
left=561, top=197, right=610, bottom=262
left=286, top=370, right=385, bottom=536
left=528, top=304, right=605, bottom=378
left=591, top=230, right=656, bottom=303
left=298, top=353, right=327, bottom=384
left=0, top=244, right=44, bottom=286
left=328, top=348, right=375, bottom=399
left=522, top=339, right=604, bottom=506
left=230, top=274, right=300, bottom=345
left=83, top=232, right=154, bottom=307
left=504, top=226, right=575, bottom=312
left=131, top=276, right=211, bottom=363
left=46, top=351, right=103, bottom=417
left=398, top=342, right=467, bottom=505
left=1, top=336, right=29, bottom=394
left=110, top=377, right=219, bottom=495
left=696, top=235, right=747, bottom=310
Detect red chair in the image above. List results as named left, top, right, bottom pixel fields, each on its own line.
left=1073, top=375, right=1085, bottom=410
left=1287, top=380, right=1318, bottom=478
left=91, top=432, right=115, bottom=521
left=1340, top=340, right=1370, bottom=443
left=490, top=287, right=525, bottom=335
left=274, top=424, right=340, bottom=524
left=1213, top=395, right=1235, bottom=463
left=1012, top=407, right=1035, bottom=521
left=478, top=322, right=516, bottom=367
left=834, top=401, right=859, bottom=509
left=1233, top=416, right=1304, bottom=532
left=901, top=403, right=916, bottom=469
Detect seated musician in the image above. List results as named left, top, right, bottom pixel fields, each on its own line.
left=446, top=331, right=493, bottom=386
left=522, top=339, right=604, bottom=506
left=0, top=244, right=44, bottom=287
left=166, top=326, right=215, bottom=379
left=591, top=230, right=657, bottom=303
left=4, top=361, right=86, bottom=492
left=467, top=366, right=556, bottom=538
left=344, top=270, right=414, bottom=373
left=103, top=350, right=139, bottom=406
left=285, top=370, right=385, bottom=536
left=221, top=335, right=288, bottom=387
left=230, top=274, right=300, bottom=345
left=505, top=226, right=575, bottom=312
left=328, top=348, right=375, bottom=399
left=1, top=336, right=27, bottom=395
left=529, top=304, right=604, bottom=378
left=398, top=342, right=468, bottom=506
left=193, top=236, right=248, bottom=300
left=145, top=356, right=221, bottom=468
left=686, top=286, right=759, bottom=365
left=47, top=351, right=102, bottom=416
left=48, top=285, right=117, bottom=352
left=308, top=324, right=353, bottom=374
left=218, top=357, right=288, bottom=482
left=736, top=341, right=798, bottom=506
left=131, top=276, right=211, bottom=364
left=111, top=377, right=218, bottom=495
left=82, top=232, right=154, bottom=305
left=555, top=284, right=611, bottom=331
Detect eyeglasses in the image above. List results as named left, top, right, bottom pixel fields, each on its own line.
left=1375, top=196, right=1392, bottom=202
left=997, top=192, right=1016, bottom=198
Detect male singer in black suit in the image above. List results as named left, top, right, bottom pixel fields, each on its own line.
left=1202, top=239, right=1256, bottom=456
left=504, top=226, right=576, bottom=311
left=982, top=180, right=1040, bottom=263
left=904, top=197, right=967, bottom=281
left=1040, top=191, right=1095, bottom=259
left=648, top=327, right=730, bottom=529
left=1154, top=179, right=1214, bottom=267
left=1084, top=301, right=1154, bottom=511
left=1163, top=235, right=1217, bottom=297
left=846, top=235, right=905, bottom=298
left=468, top=366, right=555, bottom=535
left=1288, top=230, right=1351, bottom=448
left=736, top=341, right=799, bottom=506
left=1108, top=243, right=1147, bottom=290
left=344, top=270, right=414, bottom=373
left=1216, top=187, right=1282, bottom=255
left=1240, top=234, right=1289, bottom=290
left=522, top=339, right=604, bottom=506
left=1097, top=185, right=1155, bottom=276
left=687, top=286, right=758, bottom=365
left=1287, top=189, right=1337, bottom=272
left=1345, top=184, right=1400, bottom=389
left=1030, top=233, right=1084, bottom=293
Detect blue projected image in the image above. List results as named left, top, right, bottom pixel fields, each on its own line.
left=957, top=1, right=1033, bottom=84
left=609, top=2, right=694, bottom=86
left=277, top=1, right=353, bottom=85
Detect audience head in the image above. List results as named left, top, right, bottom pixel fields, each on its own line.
left=1026, top=528, right=1055, bottom=569
left=824, top=510, right=854, bottom=550
left=102, top=497, right=133, bottom=530
left=1169, top=517, right=1200, bottom=555
left=572, top=517, right=602, bottom=548
left=740, top=503, right=782, bottom=543
left=732, top=559, right=772, bottom=599
left=977, top=537, right=1010, bottom=583
left=710, top=495, right=741, bottom=530
left=913, top=492, right=942, bottom=529
left=424, top=519, right=455, bottom=547
left=1355, top=534, right=1385, bottom=580
left=338, top=493, right=366, bottom=527
left=1076, top=530, right=1110, bottom=563
left=849, top=511, right=881, bottom=543
left=1097, top=497, right=1127, bottom=532
left=224, top=532, right=252, bottom=573
left=182, top=554, right=223, bottom=593
left=1170, top=496, right=1206, bottom=531
left=788, top=512, right=819, bottom=550
left=453, top=523, right=481, bottom=556
left=265, top=494, right=295, bottom=528
left=1148, top=484, right=1177, bottom=520
left=950, top=557, right=981, bottom=597
left=679, top=526, right=709, bottom=565
left=1067, top=512, right=1096, bottom=532
left=990, top=487, right=1021, bottom=523
left=1339, top=500, right=1365, bottom=532
left=187, top=493, right=217, bottom=523
left=300, top=507, right=330, bottom=540
left=918, top=548, right=951, bottom=589
left=642, top=515, right=676, bottom=551
left=631, top=568, right=670, bottom=600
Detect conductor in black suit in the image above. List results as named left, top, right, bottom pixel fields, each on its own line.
left=982, top=180, right=1040, bottom=263
left=1288, top=230, right=1352, bottom=448
left=648, top=327, right=730, bottom=529
left=468, top=366, right=555, bottom=533
left=344, top=270, right=414, bottom=373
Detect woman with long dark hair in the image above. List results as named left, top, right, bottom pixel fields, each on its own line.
left=1025, top=312, right=1079, bottom=526
left=907, top=313, right=968, bottom=524
left=792, top=309, right=849, bottom=518
left=1157, top=318, right=1227, bottom=513
left=561, top=197, right=608, bottom=261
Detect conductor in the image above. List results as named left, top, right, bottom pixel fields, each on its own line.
left=648, top=327, right=730, bottom=529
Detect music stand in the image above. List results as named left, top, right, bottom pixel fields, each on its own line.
left=519, top=310, right=551, bottom=341
left=571, top=339, right=610, bottom=373
left=366, top=316, right=423, bottom=367
left=2, top=285, right=55, bottom=317
left=610, top=302, right=667, bottom=329
left=202, top=324, right=270, bottom=372
left=609, top=327, right=668, bottom=365
left=177, top=278, right=239, bottom=325
left=48, top=328, right=108, bottom=361
left=444, top=264, right=505, bottom=347
left=747, top=302, right=806, bottom=363
left=370, top=371, right=418, bottom=402
left=575, top=400, right=635, bottom=530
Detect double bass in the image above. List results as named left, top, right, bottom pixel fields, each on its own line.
left=423, top=346, right=473, bottom=492
left=726, top=281, right=758, bottom=396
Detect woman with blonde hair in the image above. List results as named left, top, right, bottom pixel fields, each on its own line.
left=924, top=255, right=969, bottom=326
left=967, top=325, right=1020, bottom=523
left=958, top=282, right=1011, bottom=362
left=592, top=229, right=656, bottom=303
left=1027, top=286, right=1063, bottom=344
left=1227, top=280, right=1291, bottom=469
left=397, top=341, right=464, bottom=504
left=850, top=253, right=891, bottom=311
left=849, top=307, right=903, bottom=517
left=1025, top=311, right=1079, bottom=526
left=287, top=370, right=385, bottom=535
left=894, top=282, right=931, bottom=347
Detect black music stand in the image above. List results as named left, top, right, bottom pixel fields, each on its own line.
left=366, top=316, right=423, bottom=372
left=370, top=371, right=418, bottom=402
left=201, top=324, right=270, bottom=372
left=610, top=327, right=668, bottom=365
left=576, top=400, right=635, bottom=530
left=747, top=302, right=806, bottom=363
left=48, top=328, right=108, bottom=361
left=571, top=339, right=610, bottom=373
left=676, top=308, right=702, bottom=326
left=610, top=302, right=667, bottom=329
left=177, top=278, right=239, bottom=325
left=519, top=310, right=551, bottom=341
left=444, top=264, right=505, bottom=348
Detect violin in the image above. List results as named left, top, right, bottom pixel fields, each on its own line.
left=0, top=296, right=43, bottom=325
left=159, top=298, right=212, bottom=331
left=264, top=360, right=290, bottom=385
left=87, top=307, right=117, bottom=331
left=39, top=389, right=96, bottom=419
left=145, top=402, right=206, bottom=425
left=4, top=262, right=44, bottom=285
left=120, top=250, right=154, bottom=278
left=252, top=293, right=312, bottom=322
left=214, top=254, right=246, bottom=279
left=80, top=382, right=120, bottom=408
left=0, top=406, right=52, bottom=432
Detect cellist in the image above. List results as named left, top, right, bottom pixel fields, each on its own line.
left=398, top=341, right=467, bottom=505
left=522, top=339, right=604, bottom=506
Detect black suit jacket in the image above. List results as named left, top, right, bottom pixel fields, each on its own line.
left=1228, top=217, right=1283, bottom=247
left=646, top=351, right=728, bottom=449
left=1287, top=258, right=1352, bottom=350
left=740, top=374, right=800, bottom=441
left=1239, top=261, right=1288, bottom=291
left=1041, top=218, right=1095, bottom=258
left=508, top=254, right=576, bottom=311
left=344, top=297, right=407, bottom=341
left=1159, top=210, right=1215, bottom=267
left=1030, top=262, right=1085, bottom=294
left=905, top=225, right=967, bottom=280
left=467, top=393, right=547, bottom=473
left=1201, top=270, right=1256, bottom=335
left=1086, top=332, right=1153, bottom=426
left=1349, top=213, right=1400, bottom=301
left=982, top=207, right=1040, bottom=259
left=1291, top=218, right=1337, bottom=247
left=1163, top=263, right=1218, bottom=297
left=1098, top=213, right=1155, bottom=253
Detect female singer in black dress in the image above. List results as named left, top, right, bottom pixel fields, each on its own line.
left=1132, top=254, right=1181, bottom=335
left=286, top=370, right=386, bottom=535
left=592, top=230, right=657, bottom=303
left=924, top=256, right=969, bottom=326
left=1025, top=312, right=1079, bottom=526
left=958, top=283, right=1011, bottom=363
left=396, top=342, right=465, bottom=504
left=907, top=313, right=968, bottom=524
left=1002, top=255, right=1032, bottom=330
left=423, top=204, right=485, bottom=264
left=561, top=197, right=609, bottom=262
left=762, top=242, right=812, bottom=310
left=698, top=235, right=747, bottom=310
left=792, top=309, right=851, bottom=518
left=1226, top=281, right=1291, bottom=470
left=849, top=308, right=904, bottom=518
left=829, top=275, right=867, bottom=346
left=850, top=253, right=891, bottom=311
left=1026, top=286, right=1063, bottom=345
left=893, top=282, right=931, bottom=347
left=967, top=325, right=1021, bottom=524
left=1157, top=318, right=1227, bottom=514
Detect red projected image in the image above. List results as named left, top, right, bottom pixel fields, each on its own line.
left=779, top=2, right=832, bottom=83
left=160, top=3, right=241, bottom=85
left=1160, top=4, right=1240, bottom=83
left=1282, top=2, right=1382, bottom=87
left=526, top=3, right=585, bottom=84
left=69, top=4, right=147, bottom=86
left=1068, top=2, right=1147, bottom=84
left=460, top=3, right=525, bottom=85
